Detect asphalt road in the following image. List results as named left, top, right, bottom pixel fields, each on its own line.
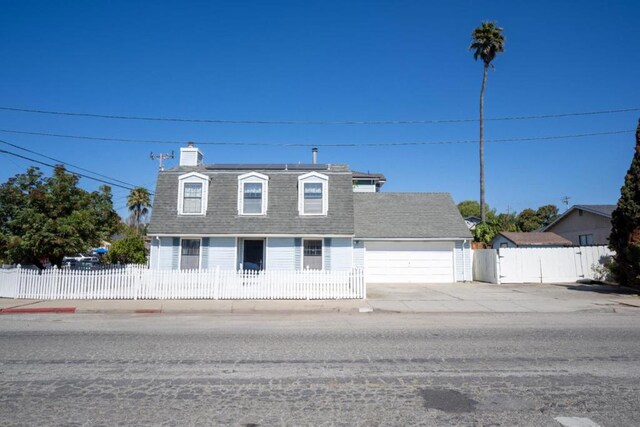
left=1, top=311, right=639, bottom=426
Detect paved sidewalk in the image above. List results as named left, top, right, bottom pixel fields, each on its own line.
left=0, top=282, right=638, bottom=315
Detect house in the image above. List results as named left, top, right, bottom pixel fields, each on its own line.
left=351, top=171, right=386, bottom=192
left=464, top=216, right=482, bottom=230
left=490, top=231, right=572, bottom=249
left=543, top=204, right=615, bottom=246
left=147, top=143, right=472, bottom=283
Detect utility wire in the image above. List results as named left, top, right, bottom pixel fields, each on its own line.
left=0, top=139, right=149, bottom=191
left=0, top=105, right=638, bottom=125
left=0, top=148, right=151, bottom=193
left=0, top=127, right=633, bottom=147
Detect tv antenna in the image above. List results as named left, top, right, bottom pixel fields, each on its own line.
left=150, top=151, right=174, bottom=171
left=561, top=195, right=571, bottom=210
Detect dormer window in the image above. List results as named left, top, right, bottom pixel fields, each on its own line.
left=183, top=183, right=203, bottom=213
left=298, top=172, right=328, bottom=216
left=238, top=172, right=269, bottom=215
left=177, top=172, right=209, bottom=215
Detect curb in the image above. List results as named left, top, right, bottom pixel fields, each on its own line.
left=0, top=307, right=76, bottom=314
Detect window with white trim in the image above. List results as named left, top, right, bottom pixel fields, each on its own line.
left=183, top=183, right=202, bottom=213
left=237, top=172, right=268, bottom=215
left=177, top=172, right=210, bottom=215
left=298, top=172, right=328, bottom=215
left=303, top=239, right=323, bottom=270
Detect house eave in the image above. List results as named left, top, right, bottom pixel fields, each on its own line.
left=354, top=237, right=471, bottom=241
left=148, top=233, right=355, bottom=238
left=544, top=205, right=613, bottom=231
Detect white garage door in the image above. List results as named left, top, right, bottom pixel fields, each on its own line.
left=365, top=241, right=455, bottom=283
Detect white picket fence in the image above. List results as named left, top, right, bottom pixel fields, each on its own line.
left=0, top=265, right=366, bottom=300
left=473, top=245, right=614, bottom=284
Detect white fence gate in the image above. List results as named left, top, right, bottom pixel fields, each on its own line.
left=472, top=246, right=613, bottom=284
left=0, top=266, right=366, bottom=300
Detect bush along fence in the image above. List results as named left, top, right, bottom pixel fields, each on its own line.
left=473, top=245, right=614, bottom=284
left=0, top=265, right=366, bottom=300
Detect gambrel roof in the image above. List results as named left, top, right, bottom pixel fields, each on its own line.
left=148, top=164, right=355, bottom=236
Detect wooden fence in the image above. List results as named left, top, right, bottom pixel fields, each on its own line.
left=472, top=245, right=613, bottom=284
left=0, top=265, right=366, bottom=300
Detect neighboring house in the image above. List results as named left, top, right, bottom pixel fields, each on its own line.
left=490, top=231, right=572, bottom=249
left=464, top=216, right=482, bottom=230
left=351, top=171, right=386, bottom=193
left=543, top=204, right=615, bottom=246
left=147, top=143, right=473, bottom=283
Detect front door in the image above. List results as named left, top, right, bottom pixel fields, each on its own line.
left=243, top=239, right=264, bottom=270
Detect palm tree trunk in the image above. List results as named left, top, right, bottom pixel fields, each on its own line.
left=479, top=64, right=488, bottom=222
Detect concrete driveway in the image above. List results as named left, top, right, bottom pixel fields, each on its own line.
left=366, top=281, right=640, bottom=313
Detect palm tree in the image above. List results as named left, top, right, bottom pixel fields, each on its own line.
left=469, top=21, right=505, bottom=222
left=127, top=187, right=151, bottom=234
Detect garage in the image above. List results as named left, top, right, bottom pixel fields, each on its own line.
left=365, top=241, right=455, bottom=283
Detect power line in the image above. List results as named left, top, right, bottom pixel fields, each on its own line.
left=0, top=139, right=148, bottom=190
left=0, top=128, right=183, bottom=144
left=0, top=127, right=633, bottom=147
left=0, top=147, right=152, bottom=194
left=0, top=105, right=638, bottom=125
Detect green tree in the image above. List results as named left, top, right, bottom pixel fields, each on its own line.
left=457, top=200, right=496, bottom=218
left=516, top=208, right=542, bottom=232
left=609, top=119, right=640, bottom=288
left=103, top=235, right=147, bottom=265
left=0, top=166, right=120, bottom=267
left=469, top=21, right=505, bottom=222
left=458, top=200, right=481, bottom=218
left=473, top=221, right=499, bottom=244
left=494, top=212, right=518, bottom=232
left=536, top=204, right=559, bottom=227
left=127, top=187, right=151, bottom=235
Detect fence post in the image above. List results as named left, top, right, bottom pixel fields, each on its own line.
left=134, top=266, right=141, bottom=300
left=495, top=250, right=502, bottom=285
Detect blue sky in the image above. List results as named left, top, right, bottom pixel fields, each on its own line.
left=1, top=0, right=638, bottom=219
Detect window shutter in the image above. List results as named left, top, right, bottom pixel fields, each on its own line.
left=294, top=238, right=302, bottom=270
left=324, top=238, right=332, bottom=270
left=171, top=238, right=180, bottom=269
left=201, top=238, right=210, bottom=269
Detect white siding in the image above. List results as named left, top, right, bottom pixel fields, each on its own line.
left=153, top=237, right=175, bottom=270
left=329, top=238, right=353, bottom=271
left=353, top=240, right=365, bottom=269
left=352, top=184, right=376, bottom=193
left=208, top=237, right=236, bottom=270
left=454, top=240, right=472, bottom=281
left=150, top=238, right=159, bottom=269
left=267, top=238, right=296, bottom=270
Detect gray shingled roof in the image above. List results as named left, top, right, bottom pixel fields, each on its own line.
left=148, top=166, right=355, bottom=236
left=353, top=193, right=472, bottom=239
left=495, top=231, right=572, bottom=246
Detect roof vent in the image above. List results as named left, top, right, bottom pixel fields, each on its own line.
left=312, top=147, right=318, bottom=164
left=180, top=142, right=203, bottom=167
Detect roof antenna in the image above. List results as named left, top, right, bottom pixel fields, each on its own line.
left=561, top=195, right=571, bottom=211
